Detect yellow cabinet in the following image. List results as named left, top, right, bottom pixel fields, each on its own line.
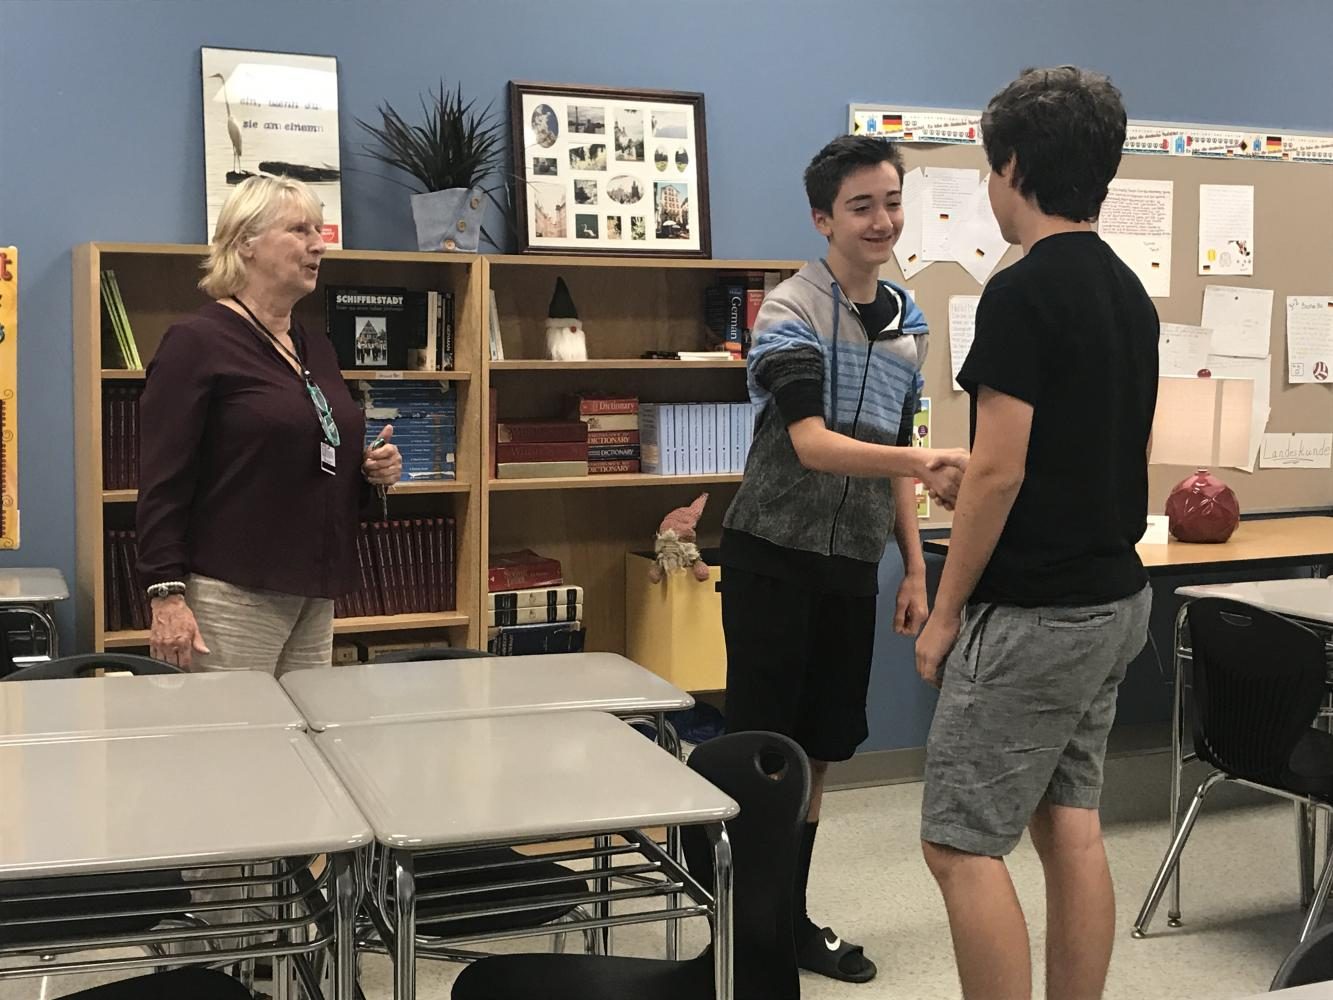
left=624, top=551, right=726, bottom=692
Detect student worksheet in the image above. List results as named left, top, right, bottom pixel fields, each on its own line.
left=1284, top=296, right=1333, bottom=383
left=1198, top=184, right=1254, bottom=276
left=1099, top=178, right=1173, bottom=298
left=1201, top=285, right=1273, bottom=358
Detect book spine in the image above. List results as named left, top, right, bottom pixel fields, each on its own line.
left=445, top=516, right=457, bottom=610
left=496, top=441, right=590, bottom=464
left=673, top=404, right=689, bottom=475
left=640, top=403, right=661, bottom=475
left=489, top=585, right=584, bottom=611
left=587, top=445, right=639, bottom=460
left=488, top=559, right=563, bottom=593
left=496, top=460, right=589, bottom=479
left=701, top=402, right=717, bottom=474
left=488, top=603, right=583, bottom=627
left=370, top=521, right=396, bottom=616
left=443, top=291, right=455, bottom=371
left=716, top=401, right=731, bottom=474
left=411, top=518, right=428, bottom=614
left=586, top=430, right=639, bottom=446
left=745, top=288, right=764, bottom=331
left=589, top=459, right=641, bottom=474
left=497, top=421, right=589, bottom=443
left=487, top=621, right=586, bottom=656
left=660, top=403, right=677, bottom=475
left=580, top=413, right=639, bottom=432
left=104, top=529, right=122, bottom=632
left=574, top=396, right=638, bottom=415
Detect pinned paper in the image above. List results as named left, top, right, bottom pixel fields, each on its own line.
left=1259, top=433, right=1332, bottom=469
left=947, top=295, right=979, bottom=392
left=922, top=167, right=979, bottom=261
left=1199, top=184, right=1254, bottom=276
left=1159, top=323, right=1212, bottom=377
left=1099, top=178, right=1173, bottom=298
left=1285, top=297, right=1333, bottom=384
left=1204, top=353, right=1272, bottom=471
left=1201, top=285, right=1273, bottom=358
left=892, top=168, right=929, bottom=279
left=952, top=176, right=1011, bottom=286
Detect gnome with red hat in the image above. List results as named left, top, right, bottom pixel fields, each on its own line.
left=545, top=276, right=588, bottom=361
left=647, top=493, right=711, bottom=584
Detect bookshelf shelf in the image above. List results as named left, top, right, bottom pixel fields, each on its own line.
left=100, top=369, right=472, bottom=382
left=102, top=611, right=471, bottom=649
left=489, top=473, right=744, bottom=492
left=103, top=482, right=470, bottom=503
left=490, top=359, right=745, bottom=371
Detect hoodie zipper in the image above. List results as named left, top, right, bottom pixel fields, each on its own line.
left=826, top=299, right=875, bottom=556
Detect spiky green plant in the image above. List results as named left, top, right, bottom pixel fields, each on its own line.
left=356, top=81, right=503, bottom=193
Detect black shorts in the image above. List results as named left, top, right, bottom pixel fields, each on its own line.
left=720, top=566, right=877, bottom=762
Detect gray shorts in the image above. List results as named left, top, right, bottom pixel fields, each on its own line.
left=921, top=585, right=1152, bottom=857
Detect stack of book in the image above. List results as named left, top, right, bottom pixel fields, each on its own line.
left=703, top=271, right=781, bottom=358
left=102, top=529, right=150, bottom=631
left=100, top=271, right=143, bottom=369
left=494, top=418, right=589, bottom=480
left=325, top=285, right=455, bottom=371
left=336, top=517, right=457, bottom=619
left=360, top=381, right=457, bottom=481
left=640, top=402, right=757, bottom=475
left=487, top=549, right=586, bottom=654
left=101, top=385, right=142, bottom=489
left=573, top=393, right=641, bottom=474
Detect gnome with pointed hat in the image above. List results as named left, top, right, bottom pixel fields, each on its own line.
left=648, top=493, right=711, bottom=584
left=545, top=276, right=588, bottom=361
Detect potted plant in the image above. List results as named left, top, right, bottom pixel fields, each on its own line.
left=357, top=81, right=505, bottom=252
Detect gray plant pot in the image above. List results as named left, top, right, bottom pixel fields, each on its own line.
left=411, top=186, right=484, bottom=252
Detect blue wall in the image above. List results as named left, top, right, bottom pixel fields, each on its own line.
left=4, top=0, right=1332, bottom=747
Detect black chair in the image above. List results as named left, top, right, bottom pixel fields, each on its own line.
left=51, top=967, right=252, bottom=999
left=0, top=656, right=192, bottom=948
left=1, top=651, right=177, bottom=681
left=452, top=731, right=812, bottom=1000
left=372, top=646, right=493, bottom=663
left=1134, top=598, right=1333, bottom=942
left=1272, top=920, right=1333, bottom=989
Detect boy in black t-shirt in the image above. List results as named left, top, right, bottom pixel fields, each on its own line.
left=915, top=67, right=1158, bottom=1000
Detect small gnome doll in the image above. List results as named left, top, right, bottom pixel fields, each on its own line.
left=545, top=276, right=588, bottom=361
left=648, top=493, right=711, bottom=584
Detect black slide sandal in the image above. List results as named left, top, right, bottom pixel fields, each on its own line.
left=797, top=926, right=878, bottom=983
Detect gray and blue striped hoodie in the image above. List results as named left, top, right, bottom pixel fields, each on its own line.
left=722, top=260, right=928, bottom=564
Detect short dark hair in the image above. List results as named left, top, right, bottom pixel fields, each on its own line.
left=981, top=66, right=1127, bottom=222
left=804, top=135, right=905, bottom=215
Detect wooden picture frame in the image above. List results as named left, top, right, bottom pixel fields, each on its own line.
left=509, top=81, right=711, bottom=257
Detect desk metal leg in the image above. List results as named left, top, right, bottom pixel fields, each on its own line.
left=657, top=711, right=682, bottom=961
left=1298, top=803, right=1317, bottom=909
left=274, top=864, right=293, bottom=1000
left=334, top=854, right=359, bottom=1000
left=593, top=835, right=613, bottom=956
left=708, top=822, right=734, bottom=1000
left=1167, top=603, right=1188, bottom=926
left=393, top=853, right=416, bottom=1000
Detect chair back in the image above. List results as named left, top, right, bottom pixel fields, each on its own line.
left=1187, top=598, right=1327, bottom=785
left=681, top=731, right=811, bottom=1000
left=1272, top=919, right=1333, bottom=988
left=1, top=653, right=180, bottom=682
left=372, top=646, right=492, bottom=663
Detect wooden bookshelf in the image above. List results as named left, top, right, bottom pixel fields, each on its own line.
left=73, top=243, right=485, bottom=652
left=482, top=255, right=802, bottom=662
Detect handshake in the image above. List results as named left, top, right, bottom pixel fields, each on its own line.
left=915, top=448, right=970, bottom=511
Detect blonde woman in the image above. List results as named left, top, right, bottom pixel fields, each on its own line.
left=137, top=176, right=401, bottom=674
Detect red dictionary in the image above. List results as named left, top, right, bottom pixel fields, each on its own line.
left=496, top=441, right=590, bottom=464
left=488, top=549, right=563, bottom=592
left=571, top=392, right=638, bottom=415
left=587, top=429, right=639, bottom=446
left=745, top=288, right=764, bottom=330
left=496, top=419, right=589, bottom=444
left=588, top=459, right=641, bottom=474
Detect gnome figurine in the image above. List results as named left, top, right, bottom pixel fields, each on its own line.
left=648, top=493, right=711, bottom=584
left=545, top=277, right=588, bottom=361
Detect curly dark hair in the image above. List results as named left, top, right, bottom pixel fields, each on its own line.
left=803, top=135, right=905, bottom=215
left=981, top=66, right=1126, bottom=222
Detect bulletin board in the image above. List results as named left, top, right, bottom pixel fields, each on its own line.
left=875, top=142, right=1333, bottom=519
left=0, top=246, right=17, bottom=548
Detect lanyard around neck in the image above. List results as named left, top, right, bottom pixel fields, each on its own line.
left=232, top=296, right=306, bottom=374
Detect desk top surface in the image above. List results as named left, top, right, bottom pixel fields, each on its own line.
left=315, top=711, right=737, bottom=849
left=0, top=568, right=68, bottom=603
left=0, top=671, right=306, bottom=744
left=1238, top=983, right=1333, bottom=999
left=281, top=652, right=694, bottom=731
left=923, top=516, right=1333, bottom=572
left=1176, top=577, right=1333, bottom=625
left=0, top=729, right=371, bottom=880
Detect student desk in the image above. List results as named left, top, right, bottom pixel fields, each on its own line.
left=1140, top=578, right=1333, bottom=935
left=921, top=515, right=1333, bottom=574
left=0, top=727, right=370, bottom=998
left=315, top=711, right=739, bottom=1000
left=0, top=670, right=305, bottom=743
left=281, top=651, right=694, bottom=747
left=0, top=567, right=68, bottom=662
left=1247, top=984, right=1333, bottom=999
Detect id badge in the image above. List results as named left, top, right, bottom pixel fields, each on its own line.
left=320, top=441, right=337, bottom=476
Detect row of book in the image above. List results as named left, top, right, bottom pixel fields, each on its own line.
left=337, top=517, right=457, bottom=619
left=359, top=381, right=458, bottom=481
left=641, top=402, right=757, bottom=476
left=100, top=271, right=144, bottom=369
left=102, top=385, right=142, bottom=490
left=490, top=391, right=643, bottom=479
left=326, top=285, right=456, bottom=372
left=103, top=530, right=151, bottom=631
left=703, top=271, right=781, bottom=358
left=486, top=549, right=585, bottom=655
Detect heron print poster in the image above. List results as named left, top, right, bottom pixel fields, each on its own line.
left=201, top=47, right=343, bottom=247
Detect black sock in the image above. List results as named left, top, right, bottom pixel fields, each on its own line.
left=794, top=820, right=819, bottom=945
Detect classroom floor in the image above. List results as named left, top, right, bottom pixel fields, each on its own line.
left=3, top=752, right=1316, bottom=1000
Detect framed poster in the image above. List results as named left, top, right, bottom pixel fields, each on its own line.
left=201, top=47, right=343, bottom=247
left=510, top=81, right=711, bottom=257
left=0, top=247, right=17, bottom=548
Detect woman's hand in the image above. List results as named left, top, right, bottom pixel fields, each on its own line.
left=362, top=423, right=403, bottom=487
left=149, top=594, right=210, bottom=670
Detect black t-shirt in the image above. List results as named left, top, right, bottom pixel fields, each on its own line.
left=957, top=231, right=1159, bottom=607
